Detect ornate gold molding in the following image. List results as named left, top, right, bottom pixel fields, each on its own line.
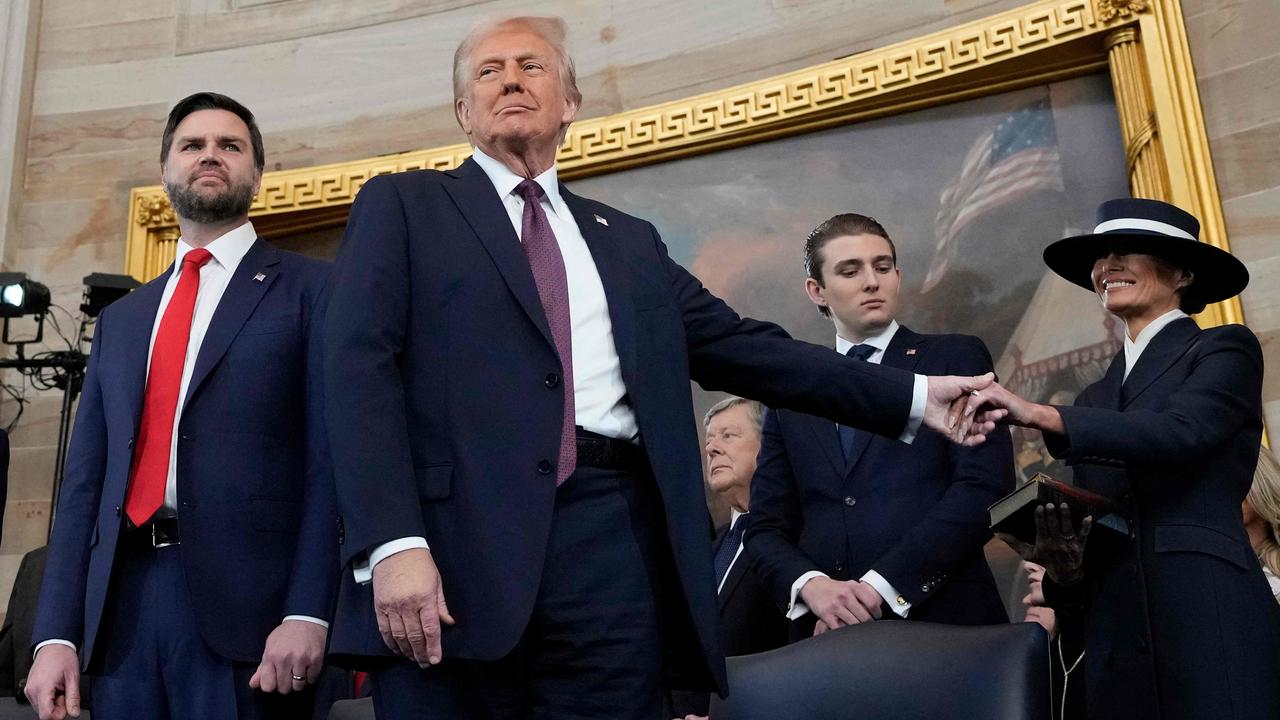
left=129, top=0, right=1130, bottom=279
left=1097, top=0, right=1150, bottom=22
left=125, top=0, right=1244, bottom=334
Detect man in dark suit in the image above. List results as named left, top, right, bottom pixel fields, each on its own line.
left=748, top=214, right=1014, bottom=641
left=25, top=93, right=337, bottom=720
left=322, top=17, right=996, bottom=719
left=671, top=398, right=787, bottom=719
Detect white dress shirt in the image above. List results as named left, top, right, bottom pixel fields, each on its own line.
left=37, top=222, right=324, bottom=658
left=358, top=153, right=928, bottom=583
left=1123, top=308, right=1188, bottom=380
left=787, top=321, right=913, bottom=620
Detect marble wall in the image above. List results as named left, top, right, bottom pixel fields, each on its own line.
left=0, top=0, right=1275, bottom=623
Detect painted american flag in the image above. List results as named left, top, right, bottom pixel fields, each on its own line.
left=922, top=96, right=1065, bottom=292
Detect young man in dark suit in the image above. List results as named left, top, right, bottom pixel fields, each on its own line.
left=747, top=214, right=1014, bottom=641
left=25, top=93, right=337, bottom=720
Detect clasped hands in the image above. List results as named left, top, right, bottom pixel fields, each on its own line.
left=799, top=576, right=884, bottom=636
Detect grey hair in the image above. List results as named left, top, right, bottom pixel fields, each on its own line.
left=452, top=16, right=583, bottom=118
left=703, top=397, right=765, bottom=433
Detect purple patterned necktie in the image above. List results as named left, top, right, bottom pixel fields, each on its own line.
left=515, top=179, right=577, bottom=485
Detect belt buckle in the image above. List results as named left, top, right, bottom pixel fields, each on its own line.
left=151, top=522, right=177, bottom=549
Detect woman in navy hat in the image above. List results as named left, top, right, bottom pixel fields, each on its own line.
left=968, top=198, right=1280, bottom=719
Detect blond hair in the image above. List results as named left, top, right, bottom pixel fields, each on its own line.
left=1247, top=447, right=1280, bottom=577
left=452, top=16, right=582, bottom=129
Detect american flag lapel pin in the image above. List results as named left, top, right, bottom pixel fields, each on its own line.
left=906, top=348, right=917, bottom=356
left=594, top=214, right=608, bottom=226
left=254, top=272, right=266, bottom=283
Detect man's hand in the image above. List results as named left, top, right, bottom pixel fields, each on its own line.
left=923, top=373, right=997, bottom=446
left=249, top=619, right=327, bottom=694
left=25, top=644, right=80, bottom=720
left=798, top=576, right=882, bottom=632
left=372, top=547, right=455, bottom=667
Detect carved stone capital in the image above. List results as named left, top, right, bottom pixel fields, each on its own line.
left=135, top=194, right=175, bottom=228
left=1096, top=0, right=1150, bottom=23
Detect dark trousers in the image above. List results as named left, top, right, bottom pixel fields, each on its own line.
left=372, top=464, right=666, bottom=720
left=90, top=533, right=315, bottom=720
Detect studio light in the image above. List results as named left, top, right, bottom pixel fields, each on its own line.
left=0, top=272, right=51, bottom=319
left=81, top=273, right=141, bottom=318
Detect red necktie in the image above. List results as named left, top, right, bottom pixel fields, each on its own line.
left=514, top=180, right=576, bottom=485
left=125, top=248, right=214, bottom=526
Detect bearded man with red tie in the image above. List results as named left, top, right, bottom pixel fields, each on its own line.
left=25, top=93, right=337, bottom=720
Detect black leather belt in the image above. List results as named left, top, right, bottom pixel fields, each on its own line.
left=575, top=427, right=645, bottom=471
left=128, top=517, right=180, bottom=548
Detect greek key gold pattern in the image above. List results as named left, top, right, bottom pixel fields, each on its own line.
left=128, top=0, right=1121, bottom=268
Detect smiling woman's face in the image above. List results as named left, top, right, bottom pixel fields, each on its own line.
left=1089, top=249, right=1189, bottom=322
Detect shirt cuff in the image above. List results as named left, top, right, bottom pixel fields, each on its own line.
left=787, top=570, right=829, bottom=620
left=34, top=639, right=76, bottom=659
left=861, top=569, right=911, bottom=618
left=899, top=374, right=928, bottom=444
left=283, top=615, right=330, bottom=629
left=352, top=536, right=430, bottom=585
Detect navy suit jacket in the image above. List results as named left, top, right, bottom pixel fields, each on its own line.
left=322, top=159, right=921, bottom=692
left=747, top=327, right=1013, bottom=628
left=1042, top=317, right=1280, bottom=720
left=33, top=240, right=339, bottom=669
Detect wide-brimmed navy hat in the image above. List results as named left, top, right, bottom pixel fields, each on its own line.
left=1043, top=198, right=1249, bottom=305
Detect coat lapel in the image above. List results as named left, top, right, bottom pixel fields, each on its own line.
left=182, top=238, right=278, bottom=407
left=559, top=187, right=638, bottom=391
left=1121, top=317, right=1199, bottom=408
left=843, top=326, right=924, bottom=478
left=1094, top=348, right=1126, bottom=411
left=118, top=275, right=170, bottom=431
left=442, top=158, right=555, bottom=352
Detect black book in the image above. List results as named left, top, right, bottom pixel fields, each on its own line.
left=989, top=473, right=1129, bottom=544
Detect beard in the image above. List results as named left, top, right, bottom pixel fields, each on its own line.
left=164, top=175, right=255, bottom=224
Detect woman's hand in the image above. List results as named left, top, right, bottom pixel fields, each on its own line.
left=997, top=503, right=1091, bottom=585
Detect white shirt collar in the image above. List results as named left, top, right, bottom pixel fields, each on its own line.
left=173, top=221, right=258, bottom=276
left=730, top=509, right=746, bottom=530
left=1123, top=308, right=1188, bottom=379
left=470, top=147, right=570, bottom=221
left=835, top=319, right=900, bottom=357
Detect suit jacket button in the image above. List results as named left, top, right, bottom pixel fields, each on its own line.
left=921, top=584, right=930, bottom=593
left=834, top=562, right=844, bottom=574
left=544, top=373, right=560, bottom=388
left=114, top=506, right=121, bottom=517
left=537, top=459, right=553, bottom=475
left=843, top=496, right=857, bottom=507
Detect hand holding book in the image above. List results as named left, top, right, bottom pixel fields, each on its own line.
left=997, top=503, right=1091, bottom=586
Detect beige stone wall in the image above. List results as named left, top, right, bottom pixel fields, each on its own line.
left=1, top=0, right=1276, bottom=623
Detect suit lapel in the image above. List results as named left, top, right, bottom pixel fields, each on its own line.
left=716, top=518, right=749, bottom=609
left=442, top=158, right=555, bottom=351
left=182, top=238, right=278, bottom=407
left=559, top=187, right=639, bottom=391
left=1121, top=317, right=1199, bottom=408
left=118, top=275, right=170, bottom=431
left=1094, top=349, right=1126, bottom=410
left=843, top=326, right=924, bottom=478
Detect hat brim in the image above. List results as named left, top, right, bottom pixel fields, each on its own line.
left=1042, top=231, right=1249, bottom=305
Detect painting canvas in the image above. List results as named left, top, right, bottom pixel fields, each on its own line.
left=568, top=72, right=1130, bottom=494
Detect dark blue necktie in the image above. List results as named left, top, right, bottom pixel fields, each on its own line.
left=838, top=344, right=876, bottom=463
left=714, top=515, right=749, bottom=587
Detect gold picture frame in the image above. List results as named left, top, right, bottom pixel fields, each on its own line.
left=124, top=0, right=1241, bottom=329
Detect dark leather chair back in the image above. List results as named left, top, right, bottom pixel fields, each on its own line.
left=710, top=621, right=1050, bottom=720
